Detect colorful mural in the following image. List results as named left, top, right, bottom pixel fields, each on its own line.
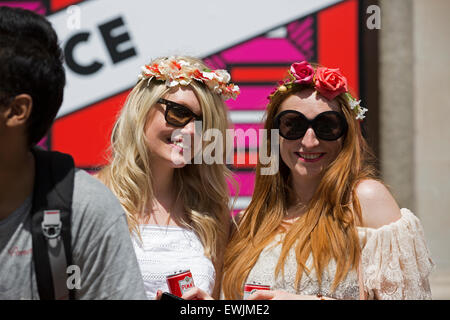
left=1, top=0, right=360, bottom=212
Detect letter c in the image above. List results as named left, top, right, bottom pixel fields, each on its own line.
left=64, top=32, right=103, bottom=75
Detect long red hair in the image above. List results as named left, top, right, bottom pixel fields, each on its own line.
left=222, top=82, right=377, bottom=299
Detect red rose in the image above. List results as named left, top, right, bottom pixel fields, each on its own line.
left=290, top=61, right=314, bottom=84
left=314, top=67, right=348, bottom=100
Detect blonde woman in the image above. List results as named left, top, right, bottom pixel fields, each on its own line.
left=184, top=61, right=434, bottom=300
left=97, top=56, right=239, bottom=299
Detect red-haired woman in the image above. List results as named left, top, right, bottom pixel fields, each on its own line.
left=185, top=61, right=434, bottom=300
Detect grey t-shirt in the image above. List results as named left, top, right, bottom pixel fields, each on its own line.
left=0, top=169, right=147, bottom=300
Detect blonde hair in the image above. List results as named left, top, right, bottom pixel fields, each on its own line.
left=222, top=79, right=378, bottom=299
left=98, top=56, right=235, bottom=263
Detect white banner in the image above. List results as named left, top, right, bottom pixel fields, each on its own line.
left=48, top=0, right=341, bottom=118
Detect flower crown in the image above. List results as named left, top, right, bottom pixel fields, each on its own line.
left=268, top=61, right=368, bottom=120
left=138, top=57, right=240, bottom=101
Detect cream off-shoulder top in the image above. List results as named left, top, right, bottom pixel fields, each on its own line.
left=245, top=208, right=434, bottom=300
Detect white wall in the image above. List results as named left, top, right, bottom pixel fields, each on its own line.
left=380, top=0, right=450, bottom=299
left=413, top=0, right=450, bottom=299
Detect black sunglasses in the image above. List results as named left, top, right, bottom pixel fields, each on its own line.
left=273, top=110, right=348, bottom=141
left=158, top=98, right=202, bottom=127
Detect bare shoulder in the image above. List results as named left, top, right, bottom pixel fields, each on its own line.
left=355, top=179, right=402, bottom=229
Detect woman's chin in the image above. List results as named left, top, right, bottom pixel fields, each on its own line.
left=167, top=152, right=192, bottom=168
left=167, top=156, right=186, bottom=168
left=171, top=160, right=188, bottom=168
left=293, top=165, right=324, bottom=179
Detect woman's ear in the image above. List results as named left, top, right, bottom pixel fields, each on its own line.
left=4, top=94, right=33, bottom=127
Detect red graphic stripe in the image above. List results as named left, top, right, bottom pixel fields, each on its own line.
left=52, top=90, right=130, bottom=168
left=318, top=0, right=359, bottom=96
left=232, top=150, right=258, bottom=169
left=231, top=66, right=289, bottom=83
left=51, top=0, right=83, bottom=12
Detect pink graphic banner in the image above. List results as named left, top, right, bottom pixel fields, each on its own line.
left=0, top=1, right=46, bottom=14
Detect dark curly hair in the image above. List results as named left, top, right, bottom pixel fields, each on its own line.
left=0, top=6, right=65, bottom=145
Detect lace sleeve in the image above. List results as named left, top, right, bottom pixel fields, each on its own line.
left=360, top=208, right=435, bottom=300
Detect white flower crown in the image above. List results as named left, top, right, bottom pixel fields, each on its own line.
left=137, top=57, right=240, bottom=101
left=346, top=93, right=368, bottom=120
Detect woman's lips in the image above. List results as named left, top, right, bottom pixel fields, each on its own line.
left=294, top=152, right=325, bottom=163
left=166, top=137, right=183, bottom=152
left=170, top=143, right=183, bottom=152
left=167, top=137, right=192, bottom=154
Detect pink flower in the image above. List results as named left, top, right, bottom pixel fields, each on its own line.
left=290, top=61, right=314, bottom=84
left=314, top=67, right=348, bottom=100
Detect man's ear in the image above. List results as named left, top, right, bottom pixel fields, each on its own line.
left=4, top=94, right=33, bottom=127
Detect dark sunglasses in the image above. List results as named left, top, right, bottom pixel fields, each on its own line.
left=157, top=98, right=202, bottom=127
left=273, top=110, right=348, bottom=141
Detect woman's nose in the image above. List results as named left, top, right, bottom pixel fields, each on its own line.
left=180, top=119, right=197, bottom=135
left=301, top=127, right=320, bottom=148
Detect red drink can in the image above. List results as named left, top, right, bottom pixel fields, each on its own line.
left=166, top=270, right=195, bottom=297
left=243, top=283, right=271, bottom=300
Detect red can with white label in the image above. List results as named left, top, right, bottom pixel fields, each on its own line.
left=243, top=283, right=271, bottom=300
left=166, top=270, right=195, bottom=297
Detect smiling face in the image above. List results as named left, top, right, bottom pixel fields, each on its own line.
left=144, top=85, right=202, bottom=168
left=278, top=89, right=344, bottom=181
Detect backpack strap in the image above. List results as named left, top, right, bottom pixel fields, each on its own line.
left=30, top=147, right=75, bottom=300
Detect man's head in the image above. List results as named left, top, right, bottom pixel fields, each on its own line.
left=0, top=6, right=65, bottom=146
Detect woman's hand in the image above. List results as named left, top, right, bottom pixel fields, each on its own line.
left=247, top=290, right=334, bottom=300
left=155, top=290, right=163, bottom=300
left=181, top=287, right=214, bottom=300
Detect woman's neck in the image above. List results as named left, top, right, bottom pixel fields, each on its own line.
left=151, top=162, right=175, bottom=201
left=145, top=159, right=184, bottom=226
left=286, top=173, right=321, bottom=220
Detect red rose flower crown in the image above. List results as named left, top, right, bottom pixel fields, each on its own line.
left=268, top=61, right=367, bottom=120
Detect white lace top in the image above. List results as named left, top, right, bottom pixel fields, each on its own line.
left=246, top=208, right=434, bottom=300
left=132, top=224, right=216, bottom=299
